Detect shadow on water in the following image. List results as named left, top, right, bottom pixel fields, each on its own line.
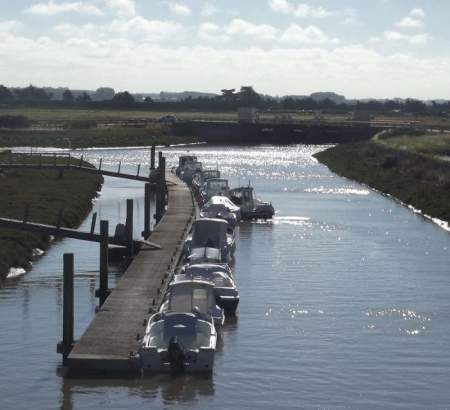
left=58, top=371, right=215, bottom=410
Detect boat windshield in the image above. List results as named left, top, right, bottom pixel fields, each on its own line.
left=169, top=285, right=210, bottom=313
left=192, top=221, right=227, bottom=248
left=207, top=179, right=229, bottom=191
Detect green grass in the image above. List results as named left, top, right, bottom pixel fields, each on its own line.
left=376, top=133, right=450, bottom=157
left=0, top=126, right=200, bottom=148
left=0, top=107, right=238, bottom=122
left=314, top=141, right=450, bottom=224
left=0, top=152, right=103, bottom=281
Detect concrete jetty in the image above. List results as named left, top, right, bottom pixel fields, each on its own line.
left=67, top=173, right=194, bottom=373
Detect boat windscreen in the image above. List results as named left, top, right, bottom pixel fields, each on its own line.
left=192, top=221, right=226, bottom=248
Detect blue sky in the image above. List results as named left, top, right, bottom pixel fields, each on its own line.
left=0, top=0, right=449, bottom=99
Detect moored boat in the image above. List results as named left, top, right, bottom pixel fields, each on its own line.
left=229, top=186, right=274, bottom=220
left=140, top=311, right=217, bottom=373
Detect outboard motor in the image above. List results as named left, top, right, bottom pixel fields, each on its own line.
left=168, top=336, right=185, bottom=372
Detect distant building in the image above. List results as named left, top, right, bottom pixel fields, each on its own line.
left=238, top=107, right=259, bottom=124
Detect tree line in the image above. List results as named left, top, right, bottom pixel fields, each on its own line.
left=1, top=84, right=449, bottom=116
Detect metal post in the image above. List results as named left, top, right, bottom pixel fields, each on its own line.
left=96, top=220, right=110, bottom=307
left=143, top=183, right=151, bottom=238
left=150, top=145, right=155, bottom=170
left=57, top=253, right=74, bottom=364
left=118, top=161, right=121, bottom=174
left=158, top=151, right=163, bottom=169
left=126, top=199, right=134, bottom=260
left=99, top=157, right=102, bottom=171
left=155, top=178, right=163, bottom=223
left=137, top=164, right=141, bottom=177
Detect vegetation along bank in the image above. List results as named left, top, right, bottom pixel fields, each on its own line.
left=0, top=152, right=103, bottom=281
left=314, top=133, right=450, bottom=225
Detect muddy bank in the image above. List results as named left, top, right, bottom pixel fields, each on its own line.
left=0, top=152, right=103, bottom=281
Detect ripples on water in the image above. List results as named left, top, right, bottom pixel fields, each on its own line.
left=1, top=145, right=450, bottom=409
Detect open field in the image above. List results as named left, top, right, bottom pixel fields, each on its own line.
left=2, top=107, right=450, bottom=128
left=376, top=132, right=450, bottom=157
left=0, top=126, right=200, bottom=148
left=0, top=152, right=103, bottom=280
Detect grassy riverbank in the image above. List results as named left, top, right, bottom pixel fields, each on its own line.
left=314, top=136, right=450, bottom=224
left=0, top=152, right=103, bottom=281
left=0, top=126, right=201, bottom=148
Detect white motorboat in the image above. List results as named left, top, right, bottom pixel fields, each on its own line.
left=160, top=279, right=225, bottom=329
left=185, top=218, right=235, bottom=263
left=140, top=311, right=217, bottom=373
left=200, top=203, right=237, bottom=229
left=178, top=265, right=239, bottom=316
left=200, top=178, right=230, bottom=203
left=203, top=196, right=241, bottom=221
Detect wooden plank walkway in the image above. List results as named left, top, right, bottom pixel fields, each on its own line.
left=67, top=173, right=194, bottom=373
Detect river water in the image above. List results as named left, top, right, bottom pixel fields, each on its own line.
left=1, top=145, right=449, bottom=409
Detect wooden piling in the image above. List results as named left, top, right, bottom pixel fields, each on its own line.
left=150, top=145, right=155, bottom=170
left=90, top=212, right=97, bottom=234
left=96, top=220, right=110, bottom=307
left=143, top=183, right=151, bottom=238
left=126, top=199, right=134, bottom=260
left=57, top=253, right=74, bottom=364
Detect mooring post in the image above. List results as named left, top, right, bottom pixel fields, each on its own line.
left=54, top=153, right=57, bottom=167
left=57, top=253, right=74, bottom=364
left=143, top=183, right=151, bottom=238
left=39, top=153, right=42, bottom=167
left=126, top=199, right=134, bottom=260
left=155, top=172, right=163, bottom=224
left=150, top=145, right=155, bottom=171
left=158, top=151, right=163, bottom=169
left=118, top=160, right=122, bottom=174
left=79, top=155, right=84, bottom=168
left=137, top=164, right=141, bottom=177
left=95, top=220, right=110, bottom=307
left=90, top=212, right=97, bottom=234
left=99, top=157, right=102, bottom=171
left=9, top=150, right=12, bottom=165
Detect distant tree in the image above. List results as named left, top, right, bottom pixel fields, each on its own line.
left=112, top=91, right=135, bottom=104
left=404, top=99, right=427, bottom=114
left=62, top=89, right=74, bottom=103
left=75, top=92, right=91, bottom=103
left=144, top=96, right=154, bottom=103
left=14, top=85, right=51, bottom=102
left=0, top=85, right=14, bottom=103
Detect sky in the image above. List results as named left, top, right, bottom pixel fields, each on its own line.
left=0, top=0, right=449, bottom=99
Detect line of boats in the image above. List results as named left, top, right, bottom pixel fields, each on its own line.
left=139, top=154, right=275, bottom=374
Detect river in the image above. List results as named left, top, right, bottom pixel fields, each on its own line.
left=1, top=144, right=449, bottom=409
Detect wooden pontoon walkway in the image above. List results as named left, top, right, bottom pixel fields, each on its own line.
left=67, top=173, right=194, bottom=373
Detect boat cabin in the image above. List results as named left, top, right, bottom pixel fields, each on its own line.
left=203, top=178, right=230, bottom=199
left=191, top=218, right=228, bottom=250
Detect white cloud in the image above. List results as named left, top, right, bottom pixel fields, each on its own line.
left=384, top=30, right=430, bottom=45
left=200, top=2, right=220, bottom=17
left=280, top=24, right=339, bottom=45
left=0, top=20, right=23, bottom=33
left=225, top=19, right=279, bottom=40
left=268, top=0, right=292, bottom=13
left=168, top=2, right=191, bottom=16
left=269, top=1, right=334, bottom=18
left=109, top=16, right=182, bottom=39
left=26, top=1, right=103, bottom=16
left=410, top=8, right=425, bottom=18
left=104, top=0, right=136, bottom=17
left=53, top=23, right=96, bottom=36
left=1, top=32, right=449, bottom=99
left=342, top=8, right=359, bottom=25
left=198, top=22, right=230, bottom=43
left=395, top=16, right=423, bottom=29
